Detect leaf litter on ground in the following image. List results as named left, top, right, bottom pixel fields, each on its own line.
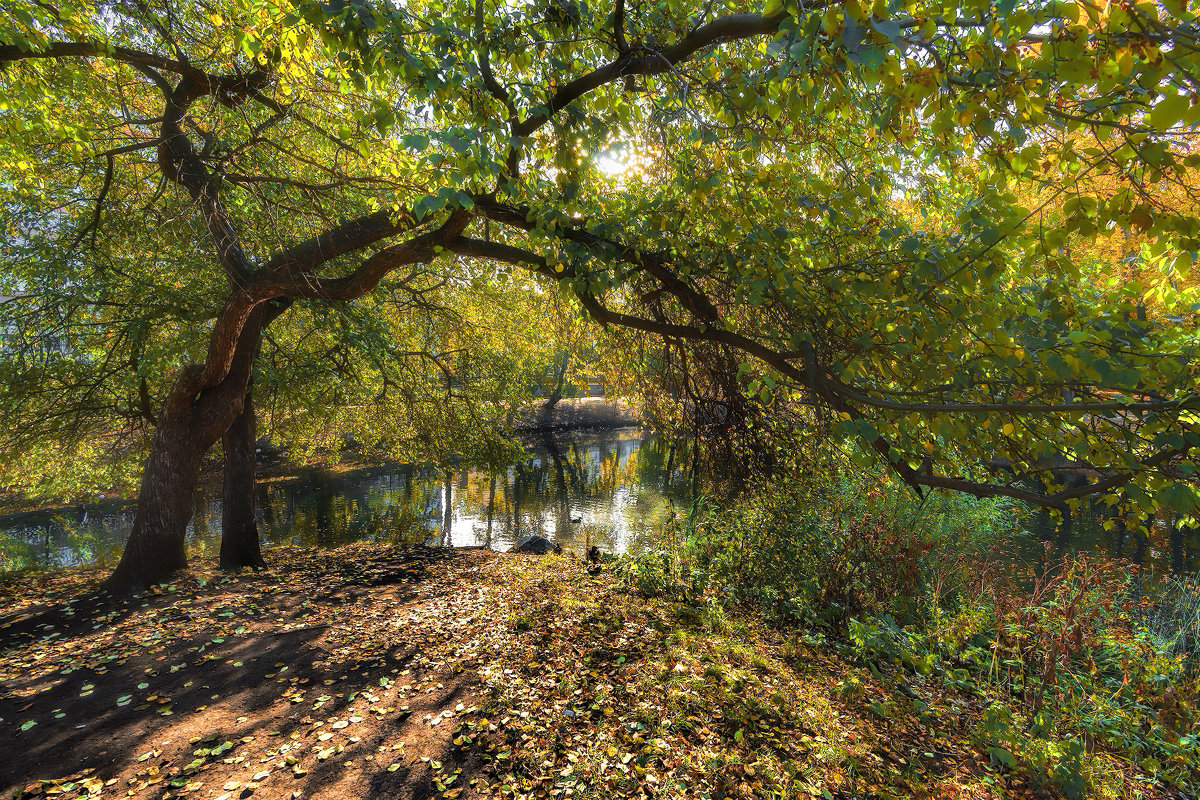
left=0, top=545, right=1188, bottom=800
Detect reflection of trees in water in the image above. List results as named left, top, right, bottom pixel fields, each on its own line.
left=1, top=432, right=683, bottom=570
left=355, top=431, right=682, bottom=553
left=482, top=432, right=677, bottom=553
left=1025, top=500, right=1196, bottom=578
left=520, top=432, right=640, bottom=503
left=7, top=431, right=1194, bottom=576
left=253, top=466, right=433, bottom=548
left=249, top=452, right=1193, bottom=571
left=486, top=475, right=496, bottom=548
left=0, top=511, right=126, bottom=571
left=441, top=471, right=453, bottom=547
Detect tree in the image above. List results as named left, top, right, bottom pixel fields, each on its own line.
left=2, top=0, right=1198, bottom=590
left=0, top=185, right=574, bottom=565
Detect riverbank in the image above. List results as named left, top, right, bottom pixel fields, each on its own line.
left=512, top=397, right=642, bottom=431
left=0, top=544, right=1189, bottom=800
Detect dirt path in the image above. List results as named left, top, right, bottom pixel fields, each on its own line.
left=1, top=546, right=499, bottom=800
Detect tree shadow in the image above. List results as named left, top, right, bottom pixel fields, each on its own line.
left=0, top=546, right=490, bottom=799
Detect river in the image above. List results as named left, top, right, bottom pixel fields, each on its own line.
left=0, top=428, right=1195, bottom=581
left=0, top=429, right=685, bottom=572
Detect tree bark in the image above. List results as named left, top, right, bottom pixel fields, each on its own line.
left=104, top=381, right=217, bottom=590
left=540, top=352, right=570, bottom=419
left=220, top=388, right=265, bottom=571
left=104, top=307, right=265, bottom=592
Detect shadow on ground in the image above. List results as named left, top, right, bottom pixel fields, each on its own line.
left=0, top=545, right=493, bottom=800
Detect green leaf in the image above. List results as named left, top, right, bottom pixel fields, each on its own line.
left=855, top=420, right=879, bottom=441
left=1172, top=251, right=1193, bottom=275
left=987, top=746, right=1017, bottom=768
left=401, top=133, right=429, bottom=151
left=1150, top=91, right=1190, bottom=131
left=1045, top=353, right=1071, bottom=380
left=1158, top=483, right=1199, bottom=514
left=870, top=18, right=902, bottom=42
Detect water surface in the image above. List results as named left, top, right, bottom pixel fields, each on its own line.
left=0, top=429, right=686, bottom=572
left=1, top=429, right=1195, bottom=583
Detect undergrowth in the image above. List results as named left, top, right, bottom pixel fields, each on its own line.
left=618, top=476, right=1200, bottom=799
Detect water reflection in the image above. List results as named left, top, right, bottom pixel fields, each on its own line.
left=0, top=429, right=687, bottom=572
left=1022, top=502, right=1198, bottom=580
left=2, top=432, right=1196, bottom=582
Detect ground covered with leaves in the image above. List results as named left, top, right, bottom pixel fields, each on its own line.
left=0, top=546, right=1191, bottom=800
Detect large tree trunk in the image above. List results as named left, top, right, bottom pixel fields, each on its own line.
left=220, top=388, right=265, bottom=571
left=105, top=379, right=220, bottom=590
left=104, top=307, right=265, bottom=593
left=537, top=352, right=570, bottom=427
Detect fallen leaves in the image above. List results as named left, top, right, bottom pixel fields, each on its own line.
left=0, top=545, right=491, bottom=798
left=1, top=544, right=1188, bottom=800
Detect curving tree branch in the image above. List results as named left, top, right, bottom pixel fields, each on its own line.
left=511, top=11, right=795, bottom=138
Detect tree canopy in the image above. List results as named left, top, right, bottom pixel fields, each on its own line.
left=2, top=0, right=1199, bottom=584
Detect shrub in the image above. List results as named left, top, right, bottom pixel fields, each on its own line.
left=622, top=475, right=1020, bottom=632
left=849, top=555, right=1200, bottom=796
left=625, top=472, right=1200, bottom=796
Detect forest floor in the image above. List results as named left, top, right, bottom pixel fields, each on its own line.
left=0, top=546, right=1189, bottom=800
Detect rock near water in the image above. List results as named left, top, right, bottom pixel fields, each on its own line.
left=512, top=536, right=562, bottom=555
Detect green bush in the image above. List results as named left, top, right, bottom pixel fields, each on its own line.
left=622, top=475, right=1020, bottom=631
left=849, top=556, right=1200, bottom=796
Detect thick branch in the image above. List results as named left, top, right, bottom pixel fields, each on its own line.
left=195, top=211, right=471, bottom=391
left=512, top=11, right=791, bottom=137
left=474, top=0, right=515, bottom=116
left=268, top=210, right=470, bottom=300
left=263, top=209, right=415, bottom=274
left=613, top=0, right=629, bottom=53
left=447, top=237, right=1189, bottom=512
left=0, top=41, right=271, bottom=100
left=831, top=377, right=1197, bottom=416
left=446, top=236, right=803, bottom=378
left=476, top=199, right=719, bottom=320
left=2, top=39, right=271, bottom=287
left=152, top=76, right=260, bottom=285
